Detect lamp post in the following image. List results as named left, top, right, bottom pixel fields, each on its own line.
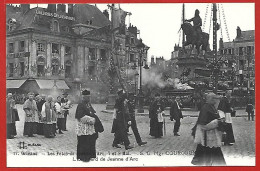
left=136, top=39, right=149, bottom=113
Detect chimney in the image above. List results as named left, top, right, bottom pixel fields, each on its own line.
left=57, top=4, right=66, bottom=13
left=219, top=38, right=224, bottom=50
left=68, top=4, right=74, bottom=16
left=151, top=56, right=155, bottom=65
left=21, top=4, right=30, bottom=14
left=103, top=10, right=109, bottom=19
left=236, top=26, right=241, bottom=38
left=47, top=4, right=56, bottom=13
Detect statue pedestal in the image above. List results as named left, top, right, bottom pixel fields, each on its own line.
left=106, top=94, right=116, bottom=110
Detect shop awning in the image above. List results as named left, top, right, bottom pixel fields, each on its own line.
left=35, top=80, right=70, bottom=90
left=6, top=80, right=26, bottom=89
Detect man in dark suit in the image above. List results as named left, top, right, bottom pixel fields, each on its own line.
left=170, top=96, right=183, bottom=136
left=127, top=92, right=147, bottom=146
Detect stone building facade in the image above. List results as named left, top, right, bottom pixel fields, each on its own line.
left=219, top=27, right=255, bottom=89
left=6, top=4, right=147, bottom=99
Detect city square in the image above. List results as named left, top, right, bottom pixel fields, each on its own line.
left=6, top=3, right=255, bottom=167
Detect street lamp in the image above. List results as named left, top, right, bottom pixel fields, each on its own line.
left=136, top=39, right=149, bottom=113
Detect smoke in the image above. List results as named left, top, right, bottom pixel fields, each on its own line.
left=142, top=69, right=165, bottom=88
left=127, top=68, right=194, bottom=90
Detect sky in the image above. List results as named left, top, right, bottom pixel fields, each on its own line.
left=29, top=3, right=255, bottom=61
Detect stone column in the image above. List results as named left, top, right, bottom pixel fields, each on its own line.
left=84, top=47, right=89, bottom=77
left=46, top=43, right=51, bottom=76
left=60, top=44, right=65, bottom=77
left=29, top=40, right=37, bottom=77
left=77, top=46, right=84, bottom=78
left=96, top=48, right=100, bottom=76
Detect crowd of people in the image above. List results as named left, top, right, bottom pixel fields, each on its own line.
left=6, top=88, right=255, bottom=165
left=6, top=92, right=72, bottom=139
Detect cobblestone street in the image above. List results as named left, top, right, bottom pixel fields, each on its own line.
left=7, top=104, right=255, bottom=167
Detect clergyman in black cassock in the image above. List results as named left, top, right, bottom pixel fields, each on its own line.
left=111, top=90, right=133, bottom=150
left=75, top=90, right=104, bottom=162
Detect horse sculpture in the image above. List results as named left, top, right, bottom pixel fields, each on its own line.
left=181, top=22, right=209, bottom=55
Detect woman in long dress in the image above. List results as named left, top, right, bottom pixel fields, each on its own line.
left=191, top=92, right=226, bottom=166
left=149, top=94, right=164, bottom=138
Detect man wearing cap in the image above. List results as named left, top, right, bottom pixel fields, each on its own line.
left=23, top=92, right=39, bottom=137
left=170, top=96, right=183, bottom=136
left=41, top=95, right=56, bottom=138
left=7, top=93, right=18, bottom=139
left=127, top=93, right=147, bottom=146
left=75, top=90, right=104, bottom=162
left=111, top=89, right=133, bottom=150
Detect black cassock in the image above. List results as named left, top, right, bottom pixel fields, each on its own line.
left=149, top=100, right=164, bottom=138
left=75, top=102, right=104, bottom=162
left=111, top=98, right=131, bottom=147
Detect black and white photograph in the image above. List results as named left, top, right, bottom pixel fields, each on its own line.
left=6, top=3, right=255, bottom=167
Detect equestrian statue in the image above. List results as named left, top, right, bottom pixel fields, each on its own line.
left=182, top=9, right=209, bottom=55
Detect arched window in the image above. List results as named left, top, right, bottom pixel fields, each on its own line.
left=52, top=58, right=59, bottom=75
left=37, top=56, right=45, bottom=77
left=65, top=60, right=72, bottom=78
left=53, top=20, right=59, bottom=32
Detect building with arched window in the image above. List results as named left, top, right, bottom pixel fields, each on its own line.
left=6, top=4, right=148, bottom=99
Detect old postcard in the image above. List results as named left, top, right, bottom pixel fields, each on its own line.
left=6, top=3, right=255, bottom=167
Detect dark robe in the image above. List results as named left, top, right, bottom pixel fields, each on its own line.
left=75, top=102, right=104, bottom=162
left=6, top=98, right=17, bottom=138
left=36, top=99, right=45, bottom=135
left=191, top=103, right=226, bottom=166
left=111, top=98, right=131, bottom=147
left=218, top=96, right=235, bottom=144
left=149, top=99, right=164, bottom=138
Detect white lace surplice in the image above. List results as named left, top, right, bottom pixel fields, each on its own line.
left=194, top=119, right=223, bottom=148
left=157, top=112, right=164, bottom=123
left=76, top=115, right=96, bottom=136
